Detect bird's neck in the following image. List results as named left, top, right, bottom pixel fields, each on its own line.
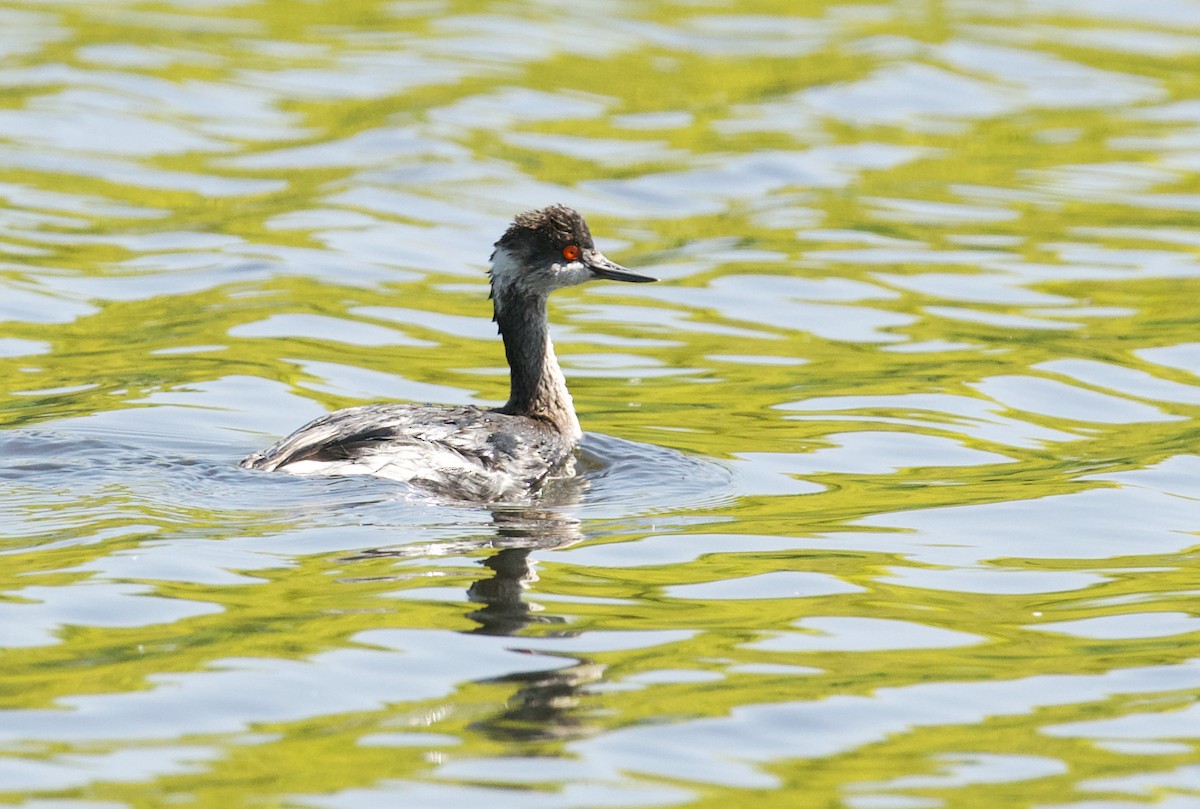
left=494, top=292, right=582, bottom=442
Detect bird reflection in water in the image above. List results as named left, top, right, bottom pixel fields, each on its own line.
left=465, top=508, right=580, bottom=636
left=471, top=653, right=606, bottom=743
left=344, top=494, right=606, bottom=742
left=344, top=502, right=585, bottom=635
left=464, top=508, right=607, bottom=742
left=344, top=458, right=601, bottom=635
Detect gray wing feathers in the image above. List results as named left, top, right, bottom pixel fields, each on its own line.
left=240, top=404, right=573, bottom=500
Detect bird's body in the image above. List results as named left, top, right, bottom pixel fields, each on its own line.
left=239, top=403, right=574, bottom=501
left=240, top=205, right=656, bottom=501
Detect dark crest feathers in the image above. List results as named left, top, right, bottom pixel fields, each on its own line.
left=491, top=204, right=593, bottom=260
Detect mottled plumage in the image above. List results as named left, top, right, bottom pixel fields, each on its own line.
left=240, top=205, right=656, bottom=502
left=240, top=404, right=574, bottom=501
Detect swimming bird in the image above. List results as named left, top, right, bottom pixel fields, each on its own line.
left=240, top=204, right=657, bottom=501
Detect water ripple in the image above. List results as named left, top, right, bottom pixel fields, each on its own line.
left=2, top=1, right=1200, bottom=806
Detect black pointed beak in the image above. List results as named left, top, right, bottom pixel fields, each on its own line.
left=584, top=250, right=657, bottom=283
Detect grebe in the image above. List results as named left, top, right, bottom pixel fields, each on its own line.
left=239, top=205, right=657, bottom=501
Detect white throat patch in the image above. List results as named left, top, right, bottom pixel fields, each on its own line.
left=489, top=246, right=525, bottom=317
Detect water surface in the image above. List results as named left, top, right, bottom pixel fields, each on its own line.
left=2, top=1, right=1200, bottom=807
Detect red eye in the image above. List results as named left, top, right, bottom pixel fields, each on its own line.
left=562, top=244, right=580, bottom=261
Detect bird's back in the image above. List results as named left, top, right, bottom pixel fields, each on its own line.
left=240, top=403, right=576, bottom=501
